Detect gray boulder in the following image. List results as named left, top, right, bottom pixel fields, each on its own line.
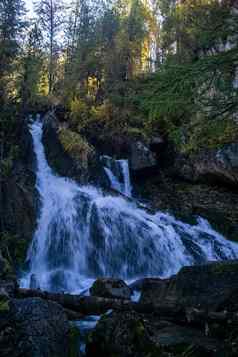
left=140, top=260, right=238, bottom=311
left=90, top=278, right=132, bottom=300
left=0, top=297, right=69, bottom=357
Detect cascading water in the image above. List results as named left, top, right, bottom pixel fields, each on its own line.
left=101, top=155, right=132, bottom=197
left=21, top=120, right=238, bottom=294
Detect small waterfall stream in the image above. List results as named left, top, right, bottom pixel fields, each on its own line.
left=101, top=155, right=132, bottom=197
left=21, top=120, right=238, bottom=295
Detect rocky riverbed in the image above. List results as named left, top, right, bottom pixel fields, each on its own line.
left=1, top=260, right=238, bottom=356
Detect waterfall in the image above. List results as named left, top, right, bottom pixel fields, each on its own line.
left=101, top=155, right=132, bottom=197
left=21, top=120, right=238, bottom=294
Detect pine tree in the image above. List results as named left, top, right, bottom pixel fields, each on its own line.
left=19, top=23, right=44, bottom=109
left=0, top=0, right=26, bottom=104
left=34, top=0, right=65, bottom=94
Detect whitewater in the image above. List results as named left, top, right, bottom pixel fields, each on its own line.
left=21, top=120, right=238, bottom=294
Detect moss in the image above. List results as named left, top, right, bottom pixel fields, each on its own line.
left=68, top=325, right=81, bottom=357
left=211, top=261, right=238, bottom=274
left=58, top=128, right=95, bottom=170
left=0, top=297, right=10, bottom=312
left=134, top=320, right=146, bottom=337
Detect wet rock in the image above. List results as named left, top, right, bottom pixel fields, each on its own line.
left=0, top=297, right=69, bottom=357
left=140, top=260, right=238, bottom=311
left=86, top=311, right=224, bottom=357
left=90, top=278, right=132, bottom=300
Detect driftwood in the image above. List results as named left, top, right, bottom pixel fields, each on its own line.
left=17, top=288, right=238, bottom=326
left=17, top=288, right=182, bottom=317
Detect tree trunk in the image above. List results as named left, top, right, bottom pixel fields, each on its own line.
left=17, top=288, right=183, bottom=317
left=49, top=0, right=54, bottom=94
left=17, top=288, right=238, bottom=326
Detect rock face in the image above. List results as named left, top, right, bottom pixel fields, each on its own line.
left=90, top=278, right=132, bottom=300
left=174, top=143, right=238, bottom=187
left=0, top=120, right=37, bottom=268
left=42, top=111, right=98, bottom=184
left=137, top=173, right=238, bottom=242
left=0, top=297, right=69, bottom=357
left=140, top=260, right=238, bottom=310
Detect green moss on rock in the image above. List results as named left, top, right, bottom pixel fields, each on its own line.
left=0, top=299, right=10, bottom=312
left=68, top=325, right=81, bottom=357
left=58, top=128, right=95, bottom=170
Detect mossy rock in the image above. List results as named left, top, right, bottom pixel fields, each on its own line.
left=86, top=311, right=224, bottom=357
left=0, top=294, right=10, bottom=312
left=58, top=128, right=95, bottom=170
left=0, top=300, right=10, bottom=312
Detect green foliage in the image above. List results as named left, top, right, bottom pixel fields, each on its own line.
left=160, top=0, right=233, bottom=60
left=182, top=117, right=238, bottom=153
left=131, top=43, right=238, bottom=152
left=18, top=23, right=46, bottom=108
left=63, top=0, right=156, bottom=104
left=0, top=0, right=26, bottom=103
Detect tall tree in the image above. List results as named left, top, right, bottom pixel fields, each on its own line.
left=19, top=23, right=44, bottom=109
left=0, top=0, right=26, bottom=104
left=34, top=0, right=65, bottom=94
left=64, top=0, right=106, bottom=101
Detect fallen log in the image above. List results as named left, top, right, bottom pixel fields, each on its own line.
left=17, top=288, right=238, bottom=326
left=17, top=288, right=141, bottom=314
left=186, top=308, right=238, bottom=325
left=17, top=288, right=182, bottom=317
